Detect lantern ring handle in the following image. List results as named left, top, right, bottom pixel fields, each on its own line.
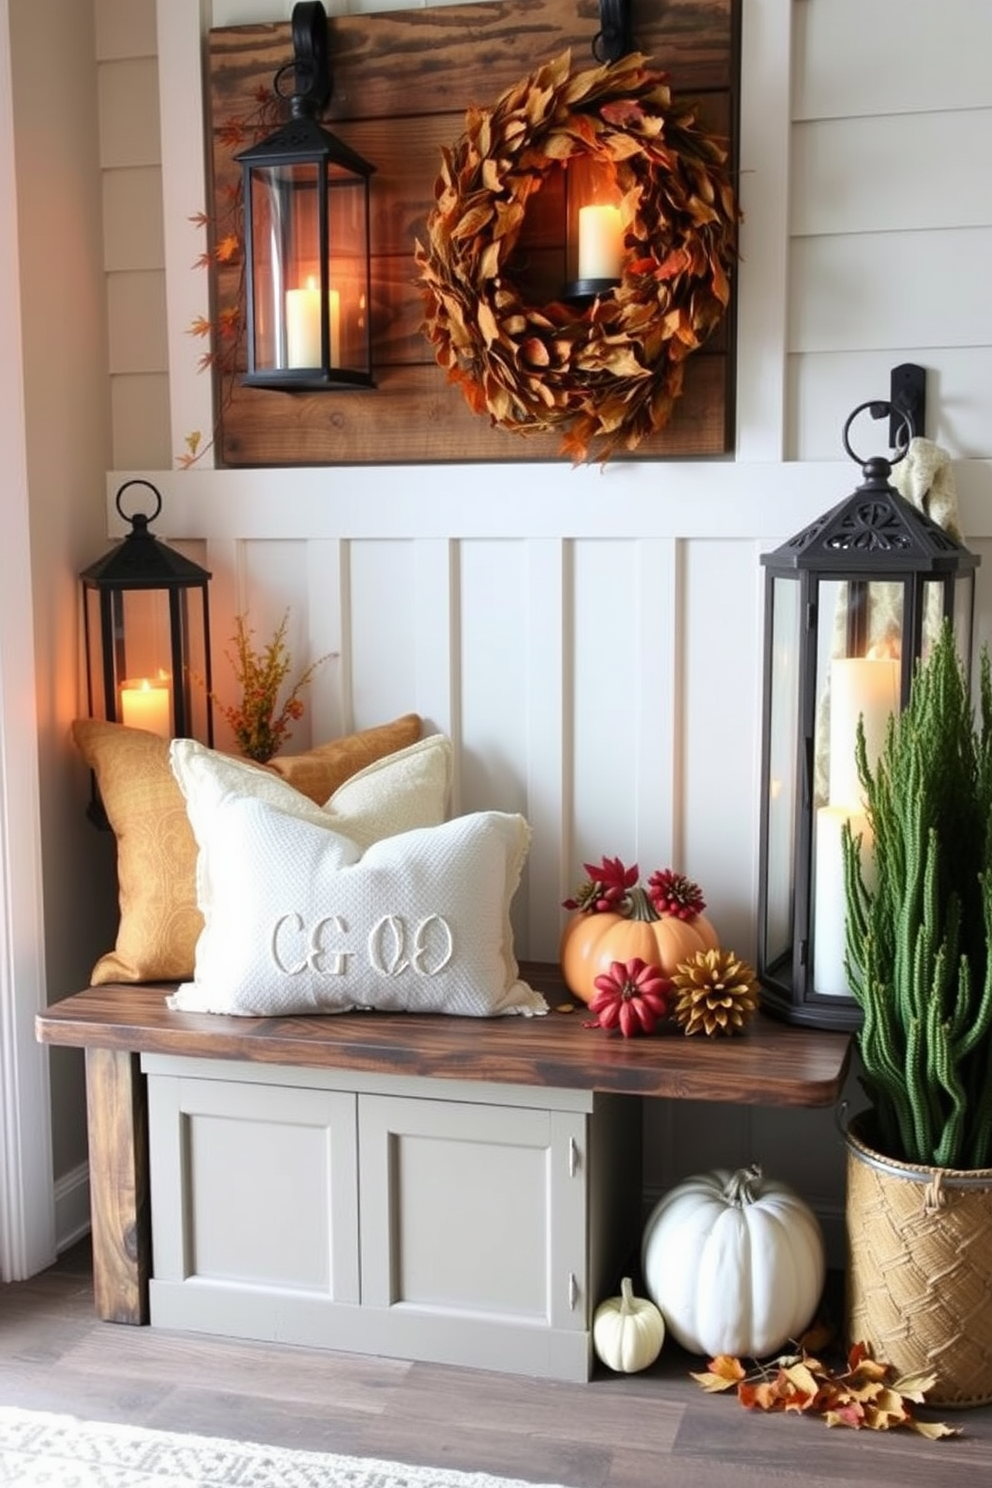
left=842, top=400, right=912, bottom=469
left=115, top=479, right=163, bottom=528
left=275, top=1, right=331, bottom=112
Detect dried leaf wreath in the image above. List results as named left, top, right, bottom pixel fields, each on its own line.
left=415, top=48, right=739, bottom=464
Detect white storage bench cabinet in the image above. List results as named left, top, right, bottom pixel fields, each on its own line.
left=36, top=965, right=851, bottom=1382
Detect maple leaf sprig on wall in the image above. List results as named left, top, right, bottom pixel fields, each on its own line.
left=178, top=86, right=283, bottom=469
left=691, top=1341, right=959, bottom=1438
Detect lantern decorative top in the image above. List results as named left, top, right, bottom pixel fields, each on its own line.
left=80, top=481, right=212, bottom=593
left=766, top=404, right=976, bottom=579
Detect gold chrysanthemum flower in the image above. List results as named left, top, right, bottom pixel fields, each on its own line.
left=671, top=948, right=760, bottom=1037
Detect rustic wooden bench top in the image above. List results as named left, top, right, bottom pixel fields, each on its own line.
left=37, top=963, right=851, bottom=1108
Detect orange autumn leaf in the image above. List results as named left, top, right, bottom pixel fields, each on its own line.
left=692, top=1341, right=960, bottom=1438
left=213, top=234, right=240, bottom=264
left=690, top=1354, right=745, bottom=1392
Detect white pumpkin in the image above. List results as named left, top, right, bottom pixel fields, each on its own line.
left=640, top=1164, right=825, bottom=1359
left=593, top=1276, right=666, bottom=1373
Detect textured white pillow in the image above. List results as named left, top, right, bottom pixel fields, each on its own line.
left=169, top=740, right=543, bottom=1018
left=171, top=731, right=453, bottom=849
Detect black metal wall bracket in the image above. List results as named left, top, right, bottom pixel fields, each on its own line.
left=594, top=0, right=635, bottom=62
left=888, top=363, right=927, bottom=447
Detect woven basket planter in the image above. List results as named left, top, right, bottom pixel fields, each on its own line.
left=845, top=1110, right=992, bottom=1407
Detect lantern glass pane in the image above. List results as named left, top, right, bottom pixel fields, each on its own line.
left=764, top=575, right=801, bottom=975
left=83, top=583, right=211, bottom=743
left=175, top=587, right=212, bottom=744
left=86, top=590, right=176, bottom=736
left=564, top=153, right=622, bottom=285
left=810, top=578, right=901, bottom=1000
left=952, top=572, right=976, bottom=671
left=326, top=170, right=369, bottom=372
left=248, top=162, right=324, bottom=372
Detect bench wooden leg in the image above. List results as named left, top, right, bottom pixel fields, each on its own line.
left=84, top=1047, right=150, bottom=1324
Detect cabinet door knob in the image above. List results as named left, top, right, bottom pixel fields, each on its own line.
left=568, top=1136, right=580, bottom=1177
left=568, top=1271, right=579, bottom=1310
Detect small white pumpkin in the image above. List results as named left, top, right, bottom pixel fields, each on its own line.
left=593, top=1276, right=666, bottom=1373
left=641, top=1164, right=825, bottom=1359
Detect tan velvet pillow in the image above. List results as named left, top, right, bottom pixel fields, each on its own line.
left=72, top=713, right=423, bottom=985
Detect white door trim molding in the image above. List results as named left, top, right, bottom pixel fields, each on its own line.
left=0, top=0, right=56, bottom=1283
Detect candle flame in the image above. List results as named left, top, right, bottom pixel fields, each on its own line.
left=866, top=640, right=901, bottom=662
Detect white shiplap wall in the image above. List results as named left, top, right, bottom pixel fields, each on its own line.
left=92, top=0, right=992, bottom=1257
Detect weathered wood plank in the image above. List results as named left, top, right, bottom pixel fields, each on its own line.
left=84, top=1047, right=150, bottom=1325
left=40, top=967, right=849, bottom=1108
left=210, top=95, right=732, bottom=260
left=217, top=351, right=730, bottom=466
left=214, top=251, right=729, bottom=372
left=208, top=1, right=735, bottom=126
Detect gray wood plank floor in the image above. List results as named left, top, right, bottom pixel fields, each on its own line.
left=1, top=1241, right=991, bottom=1486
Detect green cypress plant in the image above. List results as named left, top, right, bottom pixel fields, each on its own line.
left=842, top=620, right=992, bottom=1169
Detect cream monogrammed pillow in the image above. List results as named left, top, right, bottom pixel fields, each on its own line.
left=165, top=776, right=543, bottom=1018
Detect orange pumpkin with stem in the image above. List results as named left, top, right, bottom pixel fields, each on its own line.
left=560, top=860, right=719, bottom=1006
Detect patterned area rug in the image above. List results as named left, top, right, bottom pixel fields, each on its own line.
left=0, top=1408, right=575, bottom=1488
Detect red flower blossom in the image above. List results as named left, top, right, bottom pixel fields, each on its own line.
left=587, top=958, right=673, bottom=1037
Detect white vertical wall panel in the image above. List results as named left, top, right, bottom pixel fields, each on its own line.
left=412, top=539, right=458, bottom=750
left=681, top=539, right=763, bottom=960
left=522, top=539, right=566, bottom=963
left=570, top=540, right=652, bottom=877
left=734, top=0, right=791, bottom=460
left=458, top=541, right=534, bottom=818
left=458, top=539, right=534, bottom=953
left=305, top=539, right=347, bottom=745
left=347, top=541, right=421, bottom=736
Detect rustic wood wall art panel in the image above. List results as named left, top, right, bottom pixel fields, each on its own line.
left=206, top=0, right=738, bottom=467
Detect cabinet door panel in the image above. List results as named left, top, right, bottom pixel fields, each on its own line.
left=148, top=1074, right=360, bottom=1306
left=359, top=1094, right=586, bottom=1329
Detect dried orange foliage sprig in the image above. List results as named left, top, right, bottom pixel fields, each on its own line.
left=179, top=86, right=284, bottom=468
left=416, top=48, right=738, bottom=464
left=691, top=1342, right=959, bottom=1438
left=211, top=611, right=333, bottom=764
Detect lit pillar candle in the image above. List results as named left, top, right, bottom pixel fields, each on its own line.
left=120, top=677, right=171, bottom=739
left=829, top=656, right=900, bottom=810
left=285, top=279, right=341, bottom=367
left=578, top=204, right=624, bottom=281
left=813, top=806, right=875, bottom=996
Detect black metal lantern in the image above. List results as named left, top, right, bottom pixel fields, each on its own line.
left=757, top=402, right=980, bottom=1030
left=80, top=481, right=214, bottom=755
left=235, top=1, right=375, bottom=390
